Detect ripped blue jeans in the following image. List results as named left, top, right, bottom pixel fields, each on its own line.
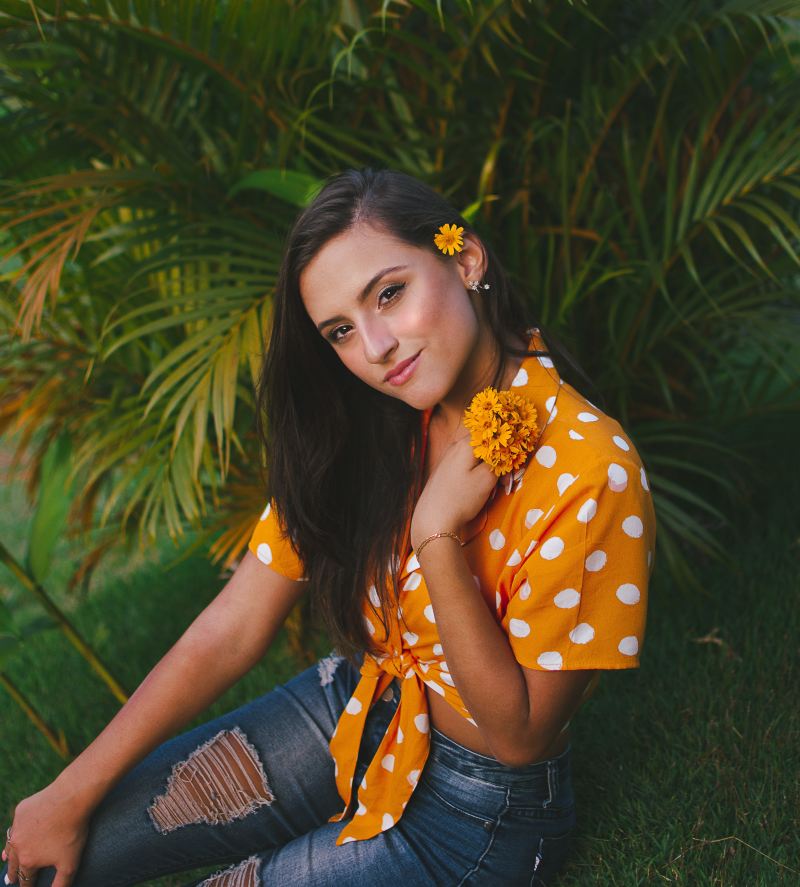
left=3, top=651, right=577, bottom=886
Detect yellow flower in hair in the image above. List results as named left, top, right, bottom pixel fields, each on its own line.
left=463, top=387, right=539, bottom=477
left=434, top=223, right=464, bottom=255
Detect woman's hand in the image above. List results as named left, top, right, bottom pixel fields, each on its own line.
left=4, top=783, right=91, bottom=887
left=410, top=431, right=497, bottom=550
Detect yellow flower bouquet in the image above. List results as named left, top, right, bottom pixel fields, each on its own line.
left=463, top=387, right=539, bottom=477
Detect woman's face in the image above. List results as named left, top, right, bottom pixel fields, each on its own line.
left=299, top=222, right=495, bottom=414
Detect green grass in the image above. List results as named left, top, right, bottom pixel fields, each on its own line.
left=559, top=447, right=799, bottom=886
left=1, top=449, right=797, bottom=886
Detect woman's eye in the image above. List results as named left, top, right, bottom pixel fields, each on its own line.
left=328, top=283, right=405, bottom=344
left=378, top=283, right=405, bottom=305
left=329, top=325, right=351, bottom=343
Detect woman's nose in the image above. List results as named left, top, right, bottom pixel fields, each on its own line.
left=360, top=320, right=398, bottom=364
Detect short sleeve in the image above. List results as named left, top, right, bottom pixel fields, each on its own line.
left=501, top=457, right=655, bottom=671
left=248, top=499, right=307, bottom=581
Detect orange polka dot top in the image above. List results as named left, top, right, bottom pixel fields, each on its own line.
left=248, top=327, right=656, bottom=845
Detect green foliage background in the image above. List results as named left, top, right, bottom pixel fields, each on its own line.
left=0, top=4, right=799, bottom=882
left=1, top=0, right=799, bottom=591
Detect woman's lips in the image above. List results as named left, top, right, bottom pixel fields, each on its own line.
left=385, top=351, right=421, bottom=386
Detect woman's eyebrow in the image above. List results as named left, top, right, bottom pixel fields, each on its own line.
left=316, top=264, right=408, bottom=332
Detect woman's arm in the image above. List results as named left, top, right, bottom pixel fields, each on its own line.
left=55, top=551, right=304, bottom=807
left=5, top=551, right=305, bottom=886
left=416, top=536, right=594, bottom=767
left=410, top=438, right=568, bottom=767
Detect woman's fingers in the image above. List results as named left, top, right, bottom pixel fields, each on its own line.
left=6, top=852, right=78, bottom=887
left=4, top=787, right=90, bottom=887
left=5, top=859, right=43, bottom=887
left=4, top=842, right=40, bottom=887
left=52, top=866, right=77, bottom=887
left=5, top=858, right=75, bottom=887
left=5, top=850, right=20, bottom=884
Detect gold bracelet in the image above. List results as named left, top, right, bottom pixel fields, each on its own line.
left=415, top=531, right=464, bottom=560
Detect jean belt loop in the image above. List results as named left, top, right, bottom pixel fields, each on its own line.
left=544, top=758, right=556, bottom=808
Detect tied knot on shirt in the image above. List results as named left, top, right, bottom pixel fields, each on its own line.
left=362, top=649, right=416, bottom=683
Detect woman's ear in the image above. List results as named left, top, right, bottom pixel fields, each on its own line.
left=455, top=233, right=487, bottom=285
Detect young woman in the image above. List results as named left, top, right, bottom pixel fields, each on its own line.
left=2, top=168, right=656, bottom=886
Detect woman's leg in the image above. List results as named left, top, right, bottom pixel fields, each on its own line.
left=181, top=720, right=577, bottom=887
left=5, top=651, right=576, bottom=887
left=181, top=676, right=435, bottom=887
left=6, top=651, right=371, bottom=887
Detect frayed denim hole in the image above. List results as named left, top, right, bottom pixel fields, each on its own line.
left=147, top=727, right=274, bottom=835
left=199, top=853, right=260, bottom=887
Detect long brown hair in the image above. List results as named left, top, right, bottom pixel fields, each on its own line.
left=255, top=168, right=583, bottom=663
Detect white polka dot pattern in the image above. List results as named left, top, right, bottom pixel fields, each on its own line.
left=538, top=651, right=563, bottom=670
left=616, top=583, right=640, bottom=604
left=502, top=449, right=653, bottom=678
left=535, top=446, right=557, bottom=468
left=608, top=463, right=628, bottom=492
left=569, top=622, right=595, bottom=644
left=510, top=618, right=531, bottom=637
left=540, top=537, right=565, bottom=560
left=403, top=572, right=422, bottom=591
left=585, top=550, right=607, bottom=572
left=577, top=498, right=597, bottom=523
left=489, top=528, right=506, bottom=550
left=247, top=498, right=305, bottom=580
left=622, top=515, right=644, bottom=538
left=554, top=588, right=580, bottom=608
left=368, top=584, right=380, bottom=608
left=525, top=508, right=543, bottom=529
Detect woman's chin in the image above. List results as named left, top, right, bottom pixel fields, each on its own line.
left=383, top=392, right=436, bottom=414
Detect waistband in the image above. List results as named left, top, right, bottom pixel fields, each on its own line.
left=357, top=658, right=573, bottom=789
left=428, top=724, right=572, bottom=789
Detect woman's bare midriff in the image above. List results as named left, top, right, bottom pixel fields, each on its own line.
left=425, top=685, right=569, bottom=764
